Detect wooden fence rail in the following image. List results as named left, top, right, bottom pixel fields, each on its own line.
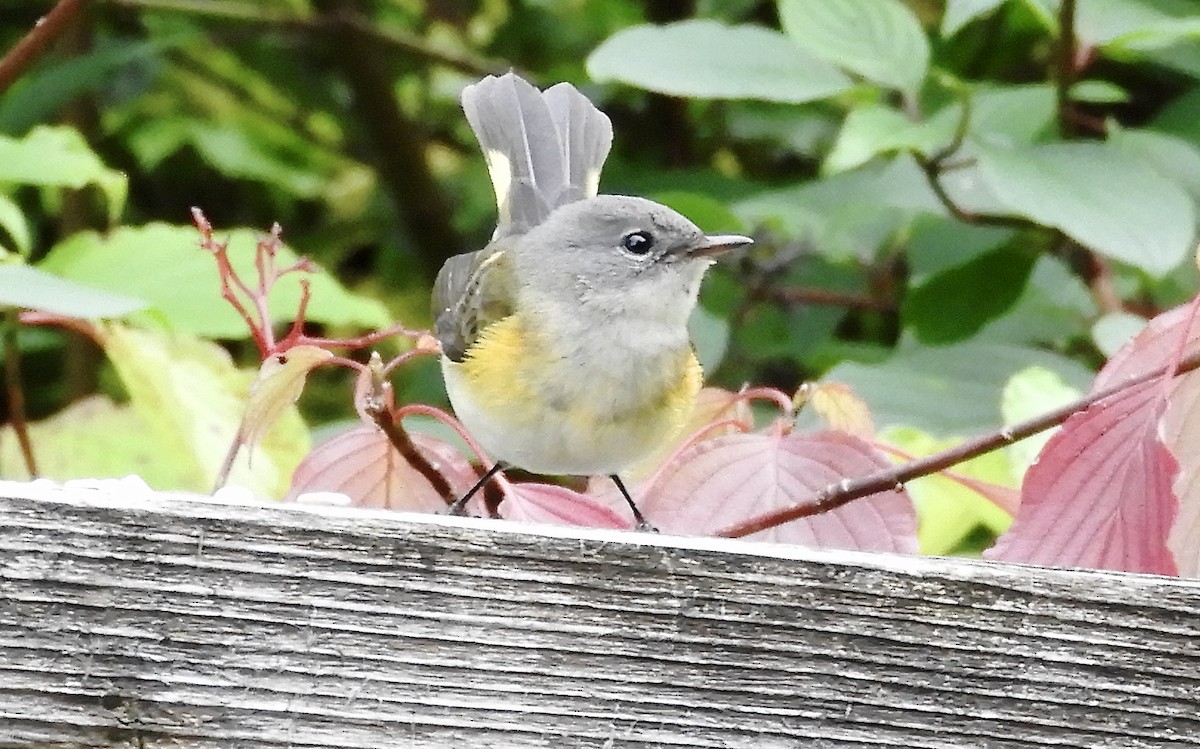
left=1, top=482, right=1198, bottom=748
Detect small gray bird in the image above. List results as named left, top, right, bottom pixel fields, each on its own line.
left=433, top=72, right=751, bottom=524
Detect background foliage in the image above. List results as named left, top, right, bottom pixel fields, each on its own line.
left=3, top=0, right=1200, bottom=557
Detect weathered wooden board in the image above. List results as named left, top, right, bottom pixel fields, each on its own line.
left=0, top=482, right=1198, bottom=748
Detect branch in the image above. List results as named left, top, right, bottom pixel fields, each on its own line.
left=361, top=370, right=455, bottom=504
left=2, top=312, right=37, bottom=476
left=106, top=0, right=506, bottom=77
left=764, top=286, right=896, bottom=313
left=0, top=0, right=91, bottom=95
left=910, top=85, right=1035, bottom=231
left=915, top=153, right=1032, bottom=230
left=719, top=348, right=1200, bottom=538
left=1056, top=0, right=1078, bottom=139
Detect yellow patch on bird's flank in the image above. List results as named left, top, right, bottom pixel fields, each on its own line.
left=457, top=315, right=545, bottom=424
left=458, top=314, right=702, bottom=446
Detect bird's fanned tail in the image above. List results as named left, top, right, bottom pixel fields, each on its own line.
left=461, top=72, right=612, bottom=238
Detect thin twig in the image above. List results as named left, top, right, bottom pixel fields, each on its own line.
left=17, top=311, right=103, bottom=344
left=358, top=362, right=455, bottom=503
left=2, top=312, right=38, bottom=476
left=765, top=286, right=896, bottom=313
left=720, top=348, right=1200, bottom=538
left=1056, top=0, right=1078, bottom=139
left=928, top=83, right=973, bottom=165
left=910, top=84, right=1035, bottom=230
left=914, top=153, right=1032, bottom=230
left=290, top=323, right=428, bottom=354
left=105, top=0, right=507, bottom=77
left=367, top=400, right=455, bottom=504
left=0, top=0, right=91, bottom=95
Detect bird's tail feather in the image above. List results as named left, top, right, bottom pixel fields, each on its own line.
left=461, top=72, right=612, bottom=237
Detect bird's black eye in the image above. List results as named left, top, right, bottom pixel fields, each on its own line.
left=622, top=231, right=655, bottom=255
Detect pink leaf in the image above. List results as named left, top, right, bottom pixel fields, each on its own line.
left=1165, top=373, right=1200, bottom=575
left=1092, top=303, right=1196, bottom=388
left=985, top=381, right=1178, bottom=574
left=286, top=425, right=477, bottom=512
left=498, top=482, right=633, bottom=530
left=639, top=426, right=918, bottom=552
left=1090, top=301, right=1200, bottom=575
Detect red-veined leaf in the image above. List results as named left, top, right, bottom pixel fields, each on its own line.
left=639, top=424, right=918, bottom=551
left=985, top=381, right=1178, bottom=574
left=286, top=425, right=477, bottom=512
left=1093, top=303, right=1200, bottom=387
left=1165, top=372, right=1200, bottom=575
left=623, top=386, right=754, bottom=480
left=1092, top=301, right=1200, bottom=575
left=498, top=482, right=633, bottom=530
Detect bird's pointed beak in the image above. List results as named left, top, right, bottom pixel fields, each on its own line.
left=684, top=234, right=754, bottom=258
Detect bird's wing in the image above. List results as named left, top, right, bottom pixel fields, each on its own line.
left=431, top=240, right=516, bottom=362
left=461, top=72, right=612, bottom=238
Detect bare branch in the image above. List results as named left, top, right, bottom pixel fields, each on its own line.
left=0, top=0, right=91, bottom=95
left=106, top=0, right=507, bottom=77
left=1056, top=0, right=1079, bottom=139
left=1, top=312, right=37, bottom=476
left=720, top=348, right=1200, bottom=538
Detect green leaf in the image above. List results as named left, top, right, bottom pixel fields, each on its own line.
left=0, top=396, right=198, bottom=488
left=777, top=0, right=931, bottom=93
left=1019, top=0, right=1059, bottom=30
left=587, top=20, right=852, bottom=103
left=0, top=194, right=31, bottom=257
left=1070, top=80, right=1131, bottom=103
left=735, top=155, right=944, bottom=259
left=1000, top=365, right=1082, bottom=483
left=977, top=141, right=1196, bottom=275
left=1109, top=126, right=1200, bottom=205
left=825, top=103, right=957, bottom=173
left=688, top=305, right=730, bottom=373
left=977, top=256, right=1096, bottom=345
left=927, top=84, right=1057, bottom=148
left=650, top=191, right=746, bottom=234
left=0, top=125, right=127, bottom=222
left=1077, top=0, right=1199, bottom=48
left=725, top=101, right=841, bottom=156
left=904, top=244, right=1037, bottom=345
left=827, top=337, right=1093, bottom=436
left=881, top=425, right=1014, bottom=555
left=0, top=265, right=147, bottom=318
left=38, top=223, right=391, bottom=339
left=1077, top=0, right=1200, bottom=78
left=189, top=122, right=327, bottom=198
left=906, top=216, right=1015, bottom=279
left=0, top=39, right=168, bottom=135
left=1092, top=311, right=1148, bottom=357
left=941, top=0, right=1008, bottom=37
left=100, top=324, right=310, bottom=496
left=1152, top=85, right=1200, bottom=139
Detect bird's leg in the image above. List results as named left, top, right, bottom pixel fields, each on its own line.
left=448, top=461, right=507, bottom=516
left=609, top=474, right=657, bottom=532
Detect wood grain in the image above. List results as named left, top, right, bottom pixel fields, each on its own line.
left=1, top=482, right=1198, bottom=748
